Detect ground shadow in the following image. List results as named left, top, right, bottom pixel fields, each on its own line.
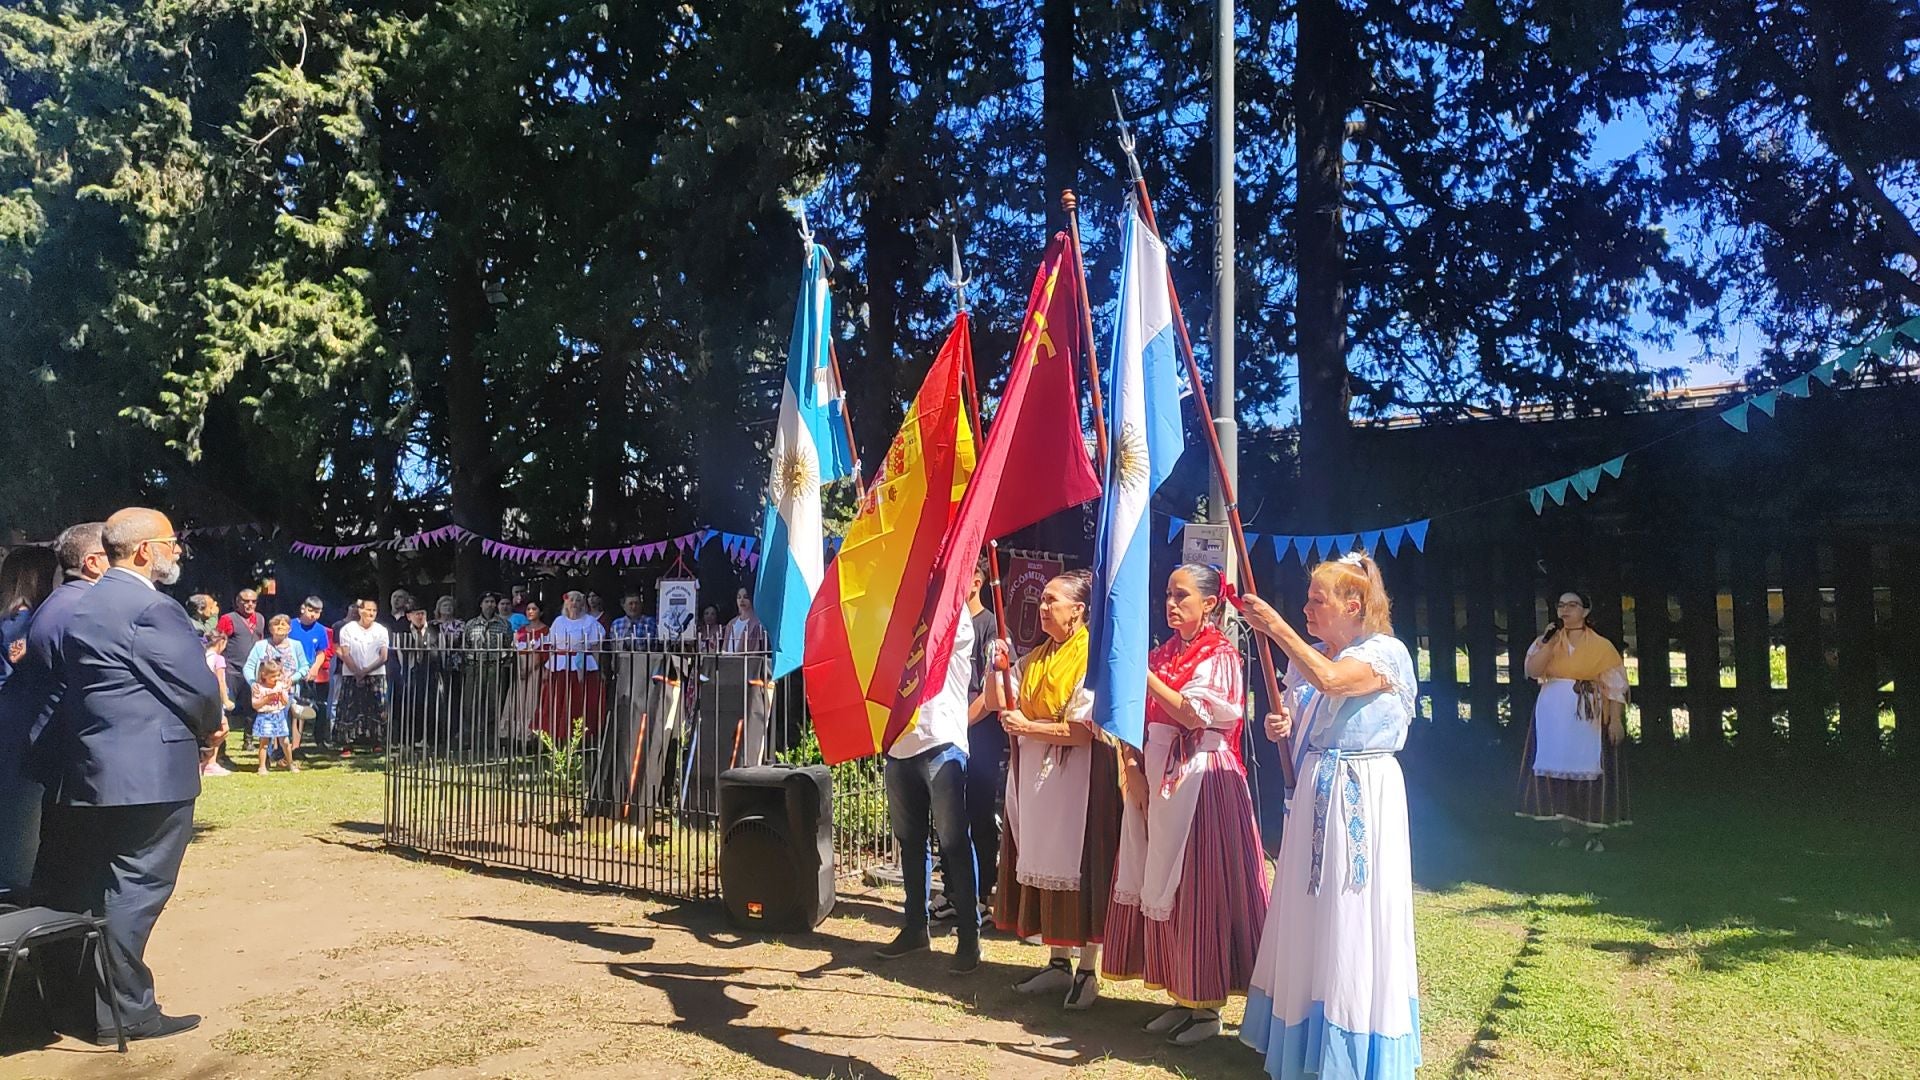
left=464, top=916, right=655, bottom=955
left=483, top=896, right=1257, bottom=1077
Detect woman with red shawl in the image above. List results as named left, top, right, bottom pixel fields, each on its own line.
left=1102, top=564, right=1271, bottom=1045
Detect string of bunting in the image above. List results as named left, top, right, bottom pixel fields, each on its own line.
left=286, top=523, right=766, bottom=570
left=1163, top=514, right=1432, bottom=562
left=1162, top=315, right=1920, bottom=556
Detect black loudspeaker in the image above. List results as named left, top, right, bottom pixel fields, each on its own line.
left=718, top=764, right=835, bottom=931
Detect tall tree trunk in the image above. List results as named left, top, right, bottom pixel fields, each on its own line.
left=1297, top=0, right=1359, bottom=526
left=856, top=0, right=902, bottom=469
left=588, top=331, right=633, bottom=596
left=1042, top=0, right=1077, bottom=235
left=693, top=331, right=750, bottom=603
left=1294, top=0, right=1355, bottom=525
left=445, top=260, right=501, bottom=610
left=371, top=431, right=402, bottom=607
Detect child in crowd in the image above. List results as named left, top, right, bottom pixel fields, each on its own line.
left=251, top=657, right=300, bottom=775
left=201, top=629, right=233, bottom=777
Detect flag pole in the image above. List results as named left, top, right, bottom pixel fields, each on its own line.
left=948, top=239, right=1018, bottom=707
left=1061, top=190, right=1110, bottom=469
left=799, top=206, right=865, bottom=500
left=827, top=339, right=865, bottom=501
left=1114, top=103, right=1295, bottom=789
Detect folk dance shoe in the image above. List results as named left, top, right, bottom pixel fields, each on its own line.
left=1013, top=957, right=1073, bottom=995
left=1163, top=1008, right=1221, bottom=1046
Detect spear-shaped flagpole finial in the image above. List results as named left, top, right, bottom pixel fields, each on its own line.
left=946, top=233, right=971, bottom=313
left=1112, top=89, right=1145, bottom=186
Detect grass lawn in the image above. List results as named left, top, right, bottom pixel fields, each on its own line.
left=1405, top=734, right=1920, bottom=1077
left=12, top=733, right=1914, bottom=1078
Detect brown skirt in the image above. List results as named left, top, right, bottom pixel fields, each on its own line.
left=993, top=741, right=1123, bottom=946
left=1518, top=729, right=1632, bottom=829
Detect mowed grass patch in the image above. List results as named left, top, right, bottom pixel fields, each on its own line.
left=1406, top=737, right=1920, bottom=1078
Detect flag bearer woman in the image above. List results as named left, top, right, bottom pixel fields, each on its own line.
left=1101, top=564, right=1270, bottom=1045
left=975, top=568, right=1122, bottom=1010
left=1238, top=554, right=1422, bottom=1080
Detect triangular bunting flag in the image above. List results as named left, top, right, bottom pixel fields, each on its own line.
left=1382, top=527, right=1406, bottom=557
left=1359, top=530, right=1382, bottom=553
left=1272, top=535, right=1293, bottom=561
left=1407, top=520, right=1431, bottom=552
left=1577, top=466, right=1605, bottom=497
left=1314, top=535, right=1337, bottom=560
left=1547, top=479, right=1572, bottom=505
left=1335, top=533, right=1357, bottom=556
left=1601, top=455, right=1626, bottom=479
left=1897, top=315, right=1920, bottom=341
left=1835, top=347, right=1865, bottom=374
left=1570, top=471, right=1593, bottom=499
left=1782, top=374, right=1811, bottom=398
left=1167, top=516, right=1186, bottom=543
left=1529, top=487, right=1546, bottom=515
left=1751, top=390, right=1779, bottom=417
left=1293, top=536, right=1314, bottom=562
left=1721, top=403, right=1751, bottom=432
left=1812, top=361, right=1837, bottom=386
left=1867, top=331, right=1896, bottom=358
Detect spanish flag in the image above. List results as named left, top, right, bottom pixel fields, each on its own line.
left=883, top=234, right=1102, bottom=738
left=802, top=314, right=977, bottom=764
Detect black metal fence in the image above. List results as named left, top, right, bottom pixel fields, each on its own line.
left=379, top=637, right=891, bottom=901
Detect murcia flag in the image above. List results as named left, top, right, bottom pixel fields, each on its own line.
left=754, top=243, right=856, bottom=679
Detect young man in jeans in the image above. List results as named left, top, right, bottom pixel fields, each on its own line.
left=876, top=608, right=978, bottom=973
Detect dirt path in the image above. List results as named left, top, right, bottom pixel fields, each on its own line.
left=2, top=816, right=1266, bottom=1079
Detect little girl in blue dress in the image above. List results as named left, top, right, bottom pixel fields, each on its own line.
left=251, top=658, right=301, bottom=775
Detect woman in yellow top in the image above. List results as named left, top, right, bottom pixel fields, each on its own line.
left=974, top=568, right=1122, bottom=1010
left=1518, top=589, right=1631, bottom=849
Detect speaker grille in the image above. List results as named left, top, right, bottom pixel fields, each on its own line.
left=720, top=816, right=803, bottom=930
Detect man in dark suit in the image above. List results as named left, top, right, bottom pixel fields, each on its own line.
left=0, top=521, right=108, bottom=893
left=30, top=508, right=221, bottom=1044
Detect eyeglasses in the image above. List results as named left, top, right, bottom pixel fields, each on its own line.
left=140, top=536, right=181, bottom=551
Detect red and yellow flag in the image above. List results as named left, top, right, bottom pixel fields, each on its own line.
left=802, top=315, right=978, bottom=764
left=885, top=234, right=1102, bottom=737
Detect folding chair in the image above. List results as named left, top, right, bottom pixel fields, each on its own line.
left=0, top=906, right=126, bottom=1052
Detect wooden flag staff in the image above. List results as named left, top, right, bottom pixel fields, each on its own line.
left=1114, top=104, right=1296, bottom=789
left=1061, top=190, right=1111, bottom=469
left=945, top=238, right=1019, bottom=708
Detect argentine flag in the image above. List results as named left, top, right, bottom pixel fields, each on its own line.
left=755, top=243, right=856, bottom=678
left=1090, top=205, right=1187, bottom=749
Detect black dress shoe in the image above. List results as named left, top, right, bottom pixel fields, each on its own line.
left=97, top=1012, right=201, bottom=1046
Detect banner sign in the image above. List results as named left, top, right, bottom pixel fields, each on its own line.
left=1001, top=550, right=1066, bottom=652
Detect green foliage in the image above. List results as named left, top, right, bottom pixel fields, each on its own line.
left=0, top=0, right=1909, bottom=574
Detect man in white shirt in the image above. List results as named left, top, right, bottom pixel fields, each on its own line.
left=875, top=610, right=978, bottom=973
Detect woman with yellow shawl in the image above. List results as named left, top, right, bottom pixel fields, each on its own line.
left=1518, top=589, right=1631, bottom=849
left=973, top=568, right=1122, bottom=1010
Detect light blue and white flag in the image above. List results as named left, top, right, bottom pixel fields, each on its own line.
left=755, top=242, right=856, bottom=678
left=1089, top=205, right=1187, bottom=749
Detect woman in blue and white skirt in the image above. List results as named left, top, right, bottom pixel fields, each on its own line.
left=1239, top=553, right=1421, bottom=1080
